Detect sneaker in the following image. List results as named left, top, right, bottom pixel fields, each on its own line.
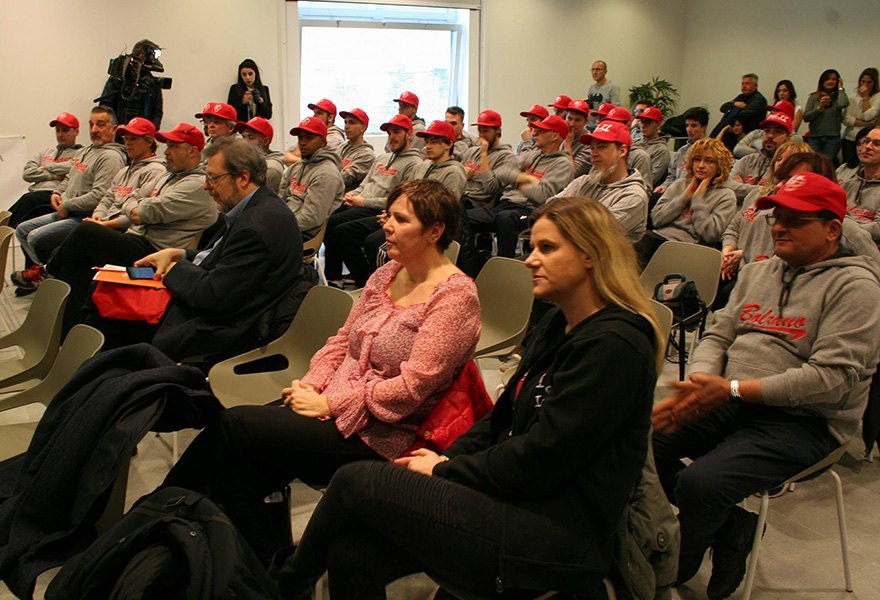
left=14, top=287, right=37, bottom=297
left=10, top=265, right=45, bottom=290
left=707, top=506, right=761, bottom=599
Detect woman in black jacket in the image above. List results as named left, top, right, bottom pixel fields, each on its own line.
left=227, top=58, right=272, bottom=121
left=272, top=196, right=665, bottom=599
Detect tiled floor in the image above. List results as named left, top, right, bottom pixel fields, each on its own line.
left=0, top=255, right=877, bottom=599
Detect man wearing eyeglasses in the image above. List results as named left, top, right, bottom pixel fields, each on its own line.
left=843, top=125, right=880, bottom=246
left=651, top=172, right=880, bottom=600
left=195, top=102, right=243, bottom=160
left=728, top=101, right=793, bottom=203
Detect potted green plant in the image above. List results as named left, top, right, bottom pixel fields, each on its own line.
left=628, top=77, right=680, bottom=118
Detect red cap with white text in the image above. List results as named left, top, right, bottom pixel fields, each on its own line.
left=755, top=172, right=845, bottom=219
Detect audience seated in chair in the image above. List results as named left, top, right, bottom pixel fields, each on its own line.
left=196, top=102, right=242, bottom=160
left=728, top=101, right=794, bottom=203
left=655, top=107, right=709, bottom=196
left=338, top=108, right=376, bottom=193
left=236, top=117, right=285, bottom=193
left=514, top=103, right=548, bottom=156
left=445, top=105, right=477, bottom=160
left=843, top=125, right=880, bottom=247
left=633, top=106, right=672, bottom=189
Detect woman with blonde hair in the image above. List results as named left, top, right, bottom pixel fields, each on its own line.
left=272, top=196, right=663, bottom=599
left=639, top=138, right=737, bottom=264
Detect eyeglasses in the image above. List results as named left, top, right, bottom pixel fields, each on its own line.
left=764, top=214, right=827, bottom=228
left=205, top=172, right=231, bottom=186
left=857, top=138, right=880, bottom=149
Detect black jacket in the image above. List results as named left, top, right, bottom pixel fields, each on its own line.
left=153, top=186, right=303, bottom=360
left=434, top=305, right=657, bottom=595
left=0, top=345, right=223, bottom=599
left=227, top=84, right=273, bottom=121
left=720, top=90, right=768, bottom=132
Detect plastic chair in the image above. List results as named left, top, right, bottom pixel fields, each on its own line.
left=650, top=299, right=674, bottom=352
left=640, top=242, right=723, bottom=380
left=303, top=222, right=329, bottom=286
left=0, top=226, right=15, bottom=296
left=0, top=279, right=70, bottom=389
left=474, top=257, right=534, bottom=359
left=741, top=443, right=852, bottom=600
left=0, top=211, right=11, bottom=227
left=444, top=240, right=461, bottom=264
left=0, top=324, right=104, bottom=464
left=208, top=285, right=354, bottom=407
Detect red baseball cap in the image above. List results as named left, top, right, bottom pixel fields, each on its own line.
left=566, top=99, right=590, bottom=117
left=290, top=116, right=328, bottom=138
left=417, top=120, right=456, bottom=142
left=579, top=121, right=632, bottom=147
left=339, top=108, right=369, bottom=129
left=767, top=100, right=795, bottom=119
left=532, top=115, right=570, bottom=139
left=308, top=98, right=337, bottom=120
left=472, top=110, right=502, bottom=127
left=195, top=102, right=237, bottom=122
left=549, top=95, right=572, bottom=110
left=605, top=107, right=633, bottom=124
left=638, top=107, right=663, bottom=122
left=393, top=91, right=420, bottom=108
left=755, top=172, right=846, bottom=219
left=50, top=112, right=79, bottom=129
left=117, top=117, right=157, bottom=137
left=380, top=114, right=414, bottom=132
left=156, top=123, right=206, bottom=151
left=235, top=117, right=274, bottom=144
left=519, top=104, right=550, bottom=120
left=760, top=111, right=793, bottom=134
left=594, top=103, right=616, bottom=118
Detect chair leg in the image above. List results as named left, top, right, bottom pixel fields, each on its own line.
left=829, top=470, right=853, bottom=591
left=172, top=431, right=180, bottom=464
left=741, top=492, right=769, bottom=600
left=603, top=576, right=617, bottom=600
left=678, top=323, right=686, bottom=381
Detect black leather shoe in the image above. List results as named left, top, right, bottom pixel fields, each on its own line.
left=674, top=548, right=707, bottom=586
left=707, top=506, right=761, bottom=599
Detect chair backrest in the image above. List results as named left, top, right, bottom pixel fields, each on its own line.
left=0, top=226, right=14, bottom=296
left=444, top=240, right=461, bottom=265
left=640, top=241, right=724, bottom=307
left=0, top=211, right=11, bottom=227
left=650, top=300, right=674, bottom=353
left=474, top=257, right=534, bottom=356
left=303, top=222, right=329, bottom=264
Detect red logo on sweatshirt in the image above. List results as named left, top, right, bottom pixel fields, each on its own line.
left=43, top=153, right=72, bottom=164
left=341, top=158, right=352, bottom=169
left=464, top=160, right=480, bottom=171
left=743, top=174, right=769, bottom=186
left=376, top=164, right=397, bottom=177
left=525, top=167, right=545, bottom=179
left=739, top=303, right=808, bottom=340
left=742, top=207, right=761, bottom=222
left=681, top=208, right=692, bottom=220
left=848, top=206, right=876, bottom=223
left=114, top=184, right=133, bottom=197
left=73, top=158, right=89, bottom=173
left=287, top=176, right=306, bottom=194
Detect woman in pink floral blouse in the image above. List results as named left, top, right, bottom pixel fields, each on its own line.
left=160, top=179, right=480, bottom=562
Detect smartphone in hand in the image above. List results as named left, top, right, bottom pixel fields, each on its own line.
left=126, top=266, right=157, bottom=280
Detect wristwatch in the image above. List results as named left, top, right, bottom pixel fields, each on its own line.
left=729, top=379, right=743, bottom=401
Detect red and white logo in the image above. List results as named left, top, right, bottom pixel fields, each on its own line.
left=739, top=303, right=808, bottom=340
left=595, top=122, right=614, bottom=134
left=783, top=174, right=808, bottom=192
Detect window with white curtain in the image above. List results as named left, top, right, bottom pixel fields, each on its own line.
left=298, top=1, right=473, bottom=132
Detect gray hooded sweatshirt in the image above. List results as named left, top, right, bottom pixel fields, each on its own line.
left=723, top=188, right=880, bottom=265
left=411, top=157, right=468, bottom=201
left=92, top=155, right=166, bottom=227
left=266, top=151, right=286, bottom=194
left=280, top=146, right=345, bottom=236
left=659, top=139, right=694, bottom=190
left=384, top=117, right=427, bottom=152
left=634, top=134, right=672, bottom=188
left=353, top=148, right=424, bottom=210
left=627, top=146, right=653, bottom=192
left=651, top=177, right=737, bottom=244
left=495, top=148, right=574, bottom=208
left=22, top=144, right=82, bottom=192
left=326, top=125, right=346, bottom=151
left=340, top=141, right=376, bottom=192
left=728, top=151, right=772, bottom=203
left=121, top=164, right=218, bottom=250
left=460, top=143, right=516, bottom=208
left=689, top=252, right=880, bottom=443
left=55, top=142, right=126, bottom=214
left=553, top=170, right=648, bottom=242
left=452, top=132, right=478, bottom=161
left=843, top=169, right=880, bottom=246
left=569, top=139, right=592, bottom=178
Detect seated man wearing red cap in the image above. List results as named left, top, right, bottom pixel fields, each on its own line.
left=43, top=121, right=218, bottom=334
left=515, top=104, right=549, bottom=156
left=384, top=91, right=426, bottom=152
left=308, top=98, right=345, bottom=151
left=632, top=106, right=672, bottom=189
left=728, top=103, right=793, bottom=203
left=548, top=94, right=571, bottom=117
left=564, top=99, right=593, bottom=178
left=324, top=114, right=423, bottom=288
left=602, top=107, right=653, bottom=192
left=445, top=106, right=477, bottom=160
left=844, top=125, right=880, bottom=246
left=652, top=172, right=880, bottom=600
left=279, top=117, right=344, bottom=240
left=196, top=102, right=242, bottom=160
left=467, top=115, right=573, bottom=258
left=236, top=117, right=285, bottom=193
left=553, top=121, right=648, bottom=243
left=338, top=108, right=376, bottom=193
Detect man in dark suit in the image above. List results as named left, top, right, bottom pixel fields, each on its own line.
left=130, top=137, right=303, bottom=360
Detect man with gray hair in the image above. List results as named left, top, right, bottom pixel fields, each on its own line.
left=195, top=102, right=243, bottom=159
left=718, top=73, right=767, bottom=136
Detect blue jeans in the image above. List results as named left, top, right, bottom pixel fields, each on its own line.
left=807, top=134, right=842, bottom=164
left=15, top=213, right=82, bottom=265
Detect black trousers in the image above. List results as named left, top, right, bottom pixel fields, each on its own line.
left=46, top=222, right=155, bottom=335
left=275, top=460, right=541, bottom=600
left=328, top=211, right=384, bottom=288
left=652, top=399, right=837, bottom=560
left=467, top=202, right=532, bottom=258
left=9, top=191, right=55, bottom=269
left=324, top=206, right=381, bottom=281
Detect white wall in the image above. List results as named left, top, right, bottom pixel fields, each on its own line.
left=1, top=0, right=285, bottom=157
left=679, top=0, right=880, bottom=133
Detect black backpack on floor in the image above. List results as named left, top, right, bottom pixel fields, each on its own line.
left=45, top=487, right=280, bottom=600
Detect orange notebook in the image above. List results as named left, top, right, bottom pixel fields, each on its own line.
left=92, top=267, right=166, bottom=289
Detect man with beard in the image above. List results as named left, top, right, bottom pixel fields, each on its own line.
left=552, top=121, right=648, bottom=243
left=728, top=106, right=792, bottom=203
left=236, top=117, right=285, bottom=193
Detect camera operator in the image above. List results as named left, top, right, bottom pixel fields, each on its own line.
left=96, top=39, right=170, bottom=130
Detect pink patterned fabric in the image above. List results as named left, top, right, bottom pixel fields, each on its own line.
left=302, top=260, right=481, bottom=459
